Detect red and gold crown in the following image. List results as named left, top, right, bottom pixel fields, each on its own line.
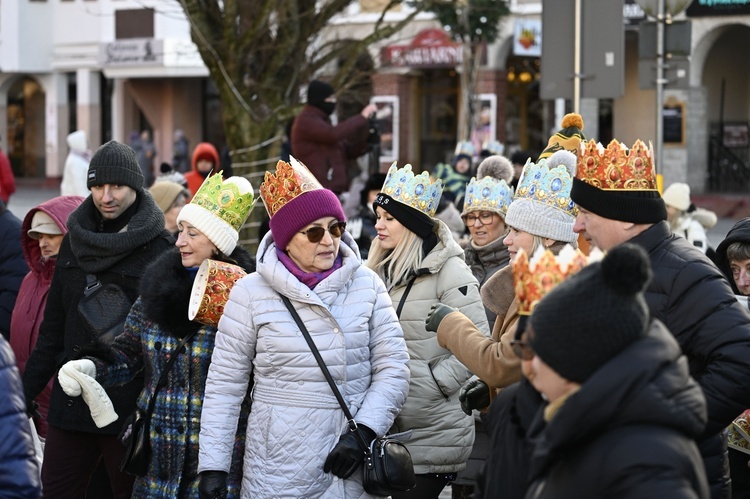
left=512, top=245, right=603, bottom=315
left=576, top=139, right=658, bottom=191
left=259, top=156, right=323, bottom=218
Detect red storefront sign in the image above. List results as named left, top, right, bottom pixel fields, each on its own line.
left=382, top=28, right=463, bottom=68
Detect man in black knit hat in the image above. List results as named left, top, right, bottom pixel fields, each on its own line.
left=291, top=79, right=377, bottom=195
left=571, top=138, right=750, bottom=499
left=22, top=140, right=173, bottom=497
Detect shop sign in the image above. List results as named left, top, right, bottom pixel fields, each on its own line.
left=382, top=28, right=463, bottom=68
left=687, top=0, right=750, bottom=16
left=99, top=38, right=163, bottom=67
left=513, top=19, right=541, bottom=57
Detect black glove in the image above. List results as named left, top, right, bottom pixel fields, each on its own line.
left=425, top=303, right=457, bottom=333
left=459, top=379, right=491, bottom=415
left=323, top=425, right=376, bottom=479
left=26, top=398, right=40, bottom=421
left=198, top=470, right=228, bottom=499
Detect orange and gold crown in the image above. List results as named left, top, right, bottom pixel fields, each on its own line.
left=259, top=156, right=323, bottom=218
left=576, top=139, right=658, bottom=191
left=512, top=245, right=603, bottom=315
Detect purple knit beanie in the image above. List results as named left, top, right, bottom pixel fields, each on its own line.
left=269, top=189, right=346, bottom=250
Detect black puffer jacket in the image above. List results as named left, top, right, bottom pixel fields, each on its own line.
left=22, top=196, right=173, bottom=435
left=525, top=321, right=709, bottom=499
left=630, top=221, right=750, bottom=498
left=715, top=217, right=750, bottom=295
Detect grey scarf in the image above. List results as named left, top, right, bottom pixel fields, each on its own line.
left=67, top=192, right=166, bottom=274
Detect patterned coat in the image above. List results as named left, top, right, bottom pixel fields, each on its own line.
left=199, top=232, right=410, bottom=498
left=92, top=247, right=255, bottom=498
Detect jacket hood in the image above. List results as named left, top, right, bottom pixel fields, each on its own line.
left=191, top=142, right=220, bottom=173
left=530, top=320, right=707, bottom=472
left=21, top=195, right=85, bottom=274
left=715, top=217, right=750, bottom=294
left=66, top=130, right=88, bottom=153
left=419, top=219, right=466, bottom=275
left=140, top=245, right=255, bottom=337
left=255, top=230, right=362, bottom=303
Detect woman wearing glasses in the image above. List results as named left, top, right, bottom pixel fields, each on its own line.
left=197, top=158, right=410, bottom=498
left=426, top=150, right=579, bottom=416
left=366, top=163, right=490, bottom=498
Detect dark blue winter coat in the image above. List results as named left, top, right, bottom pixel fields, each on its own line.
left=0, top=201, right=29, bottom=340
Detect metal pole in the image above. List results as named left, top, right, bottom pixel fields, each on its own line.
left=655, top=0, right=665, bottom=174
left=574, top=0, right=582, bottom=114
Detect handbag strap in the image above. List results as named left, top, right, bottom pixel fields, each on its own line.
left=279, top=294, right=371, bottom=454
left=395, top=276, right=417, bottom=319
left=144, top=329, right=198, bottom=419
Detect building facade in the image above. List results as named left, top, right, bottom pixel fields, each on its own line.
left=1, top=0, right=748, bottom=193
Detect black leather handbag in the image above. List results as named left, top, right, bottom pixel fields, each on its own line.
left=120, top=330, right=197, bottom=476
left=279, top=294, right=416, bottom=495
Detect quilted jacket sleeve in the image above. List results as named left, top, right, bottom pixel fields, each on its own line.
left=198, top=279, right=257, bottom=473
left=430, top=256, right=490, bottom=396
left=355, top=272, right=410, bottom=436
left=0, top=337, right=42, bottom=497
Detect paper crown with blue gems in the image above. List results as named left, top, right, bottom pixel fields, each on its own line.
left=463, top=176, right=514, bottom=218
left=380, top=162, right=443, bottom=217
left=504, top=150, right=579, bottom=244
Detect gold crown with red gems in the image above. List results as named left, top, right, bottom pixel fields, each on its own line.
left=259, top=156, right=323, bottom=218
left=512, top=245, right=603, bottom=316
left=576, top=139, right=658, bottom=191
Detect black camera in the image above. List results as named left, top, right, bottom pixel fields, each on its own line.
left=367, top=112, right=381, bottom=145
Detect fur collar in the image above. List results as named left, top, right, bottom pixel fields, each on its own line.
left=140, top=246, right=255, bottom=337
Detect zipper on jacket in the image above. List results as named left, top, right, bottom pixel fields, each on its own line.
left=428, top=361, right=450, bottom=401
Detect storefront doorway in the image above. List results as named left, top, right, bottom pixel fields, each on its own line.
left=6, top=77, right=45, bottom=178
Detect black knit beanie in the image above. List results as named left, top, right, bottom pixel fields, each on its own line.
left=373, top=193, right=435, bottom=239
left=307, top=80, right=335, bottom=105
left=529, top=243, right=652, bottom=383
left=571, top=178, right=667, bottom=224
left=87, top=140, right=144, bottom=191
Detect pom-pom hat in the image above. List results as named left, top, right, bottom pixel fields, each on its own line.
left=538, top=113, right=586, bottom=160
left=260, top=157, right=345, bottom=251
left=462, top=155, right=515, bottom=218
left=662, top=182, right=691, bottom=212
left=177, top=172, right=256, bottom=255
left=529, top=243, right=652, bottom=383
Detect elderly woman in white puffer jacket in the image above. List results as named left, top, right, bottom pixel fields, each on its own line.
left=197, top=158, right=410, bottom=499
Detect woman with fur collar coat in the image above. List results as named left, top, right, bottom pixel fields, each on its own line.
left=58, top=174, right=256, bottom=498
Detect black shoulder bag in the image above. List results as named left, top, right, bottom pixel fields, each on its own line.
left=78, top=274, right=134, bottom=346
left=279, top=294, right=415, bottom=495
left=120, top=330, right=197, bottom=476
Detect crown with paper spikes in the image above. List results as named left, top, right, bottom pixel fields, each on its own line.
left=189, top=172, right=256, bottom=232
left=456, top=140, right=476, bottom=158
left=576, top=139, right=658, bottom=191
left=463, top=176, right=514, bottom=218
left=380, top=162, right=443, bottom=217
left=514, top=158, right=577, bottom=218
left=259, top=156, right=323, bottom=218
left=513, top=245, right=603, bottom=315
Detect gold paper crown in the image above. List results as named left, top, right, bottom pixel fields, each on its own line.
left=259, top=156, right=323, bottom=218
left=576, top=139, right=658, bottom=191
left=380, top=162, right=444, bottom=217
left=512, top=245, right=603, bottom=315
left=191, top=172, right=256, bottom=231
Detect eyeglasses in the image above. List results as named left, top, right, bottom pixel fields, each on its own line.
left=299, top=221, right=347, bottom=243
left=462, top=212, right=495, bottom=226
left=510, top=337, right=535, bottom=361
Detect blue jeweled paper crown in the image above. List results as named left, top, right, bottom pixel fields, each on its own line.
left=514, top=159, right=577, bottom=218
left=463, top=176, right=514, bottom=217
left=456, top=140, right=476, bottom=157
left=380, top=162, right=443, bottom=217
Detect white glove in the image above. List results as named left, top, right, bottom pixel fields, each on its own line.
left=58, top=359, right=96, bottom=397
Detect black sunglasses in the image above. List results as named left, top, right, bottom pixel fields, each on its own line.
left=510, top=337, right=534, bottom=361
left=299, top=221, right=347, bottom=243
